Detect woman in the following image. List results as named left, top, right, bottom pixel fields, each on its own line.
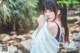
left=30, top=0, right=69, bottom=53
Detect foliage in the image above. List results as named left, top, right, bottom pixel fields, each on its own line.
left=57, top=0, right=79, bottom=5
left=0, top=0, right=39, bottom=33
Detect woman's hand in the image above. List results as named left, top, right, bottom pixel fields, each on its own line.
left=36, top=15, right=46, bottom=35
left=37, top=15, right=46, bottom=27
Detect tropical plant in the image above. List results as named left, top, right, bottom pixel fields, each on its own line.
left=0, top=0, right=39, bottom=34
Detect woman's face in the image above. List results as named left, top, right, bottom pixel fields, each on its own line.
left=44, top=9, right=56, bottom=22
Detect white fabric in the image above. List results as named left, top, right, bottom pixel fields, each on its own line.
left=30, top=22, right=59, bottom=53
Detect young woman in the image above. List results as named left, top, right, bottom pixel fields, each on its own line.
left=30, top=0, right=69, bottom=53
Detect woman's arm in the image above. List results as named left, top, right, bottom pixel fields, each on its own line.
left=36, top=15, right=46, bottom=34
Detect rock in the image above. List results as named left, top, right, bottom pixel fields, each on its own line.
left=2, top=35, right=11, bottom=41
left=67, top=16, right=79, bottom=23
left=63, top=40, right=76, bottom=51
left=16, top=49, right=23, bottom=53
left=20, top=39, right=31, bottom=51
left=73, top=32, right=80, bottom=41
left=0, top=34, right=9, bottom=40
left=8, top=45, right=17, bottom=53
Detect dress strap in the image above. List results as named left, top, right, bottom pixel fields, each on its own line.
left=55, top=22, right=60, bottom=42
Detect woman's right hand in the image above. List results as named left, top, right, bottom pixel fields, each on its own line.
left=37, top=15, right=46, bottom=27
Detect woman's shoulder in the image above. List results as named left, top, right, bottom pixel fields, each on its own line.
left=47, top=22, right=58, bottom=36
left=47, top=22, right=57, bottom=29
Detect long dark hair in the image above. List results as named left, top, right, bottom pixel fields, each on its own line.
left=59, top=4, right=69, bottom=42
left=43, top=0, right=69, bottom=42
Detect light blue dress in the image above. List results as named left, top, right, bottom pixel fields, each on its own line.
left=30, top=22, right=60, bottom=53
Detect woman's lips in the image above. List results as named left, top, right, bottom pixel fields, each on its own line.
left=47, top=17, right=50, bottom=19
